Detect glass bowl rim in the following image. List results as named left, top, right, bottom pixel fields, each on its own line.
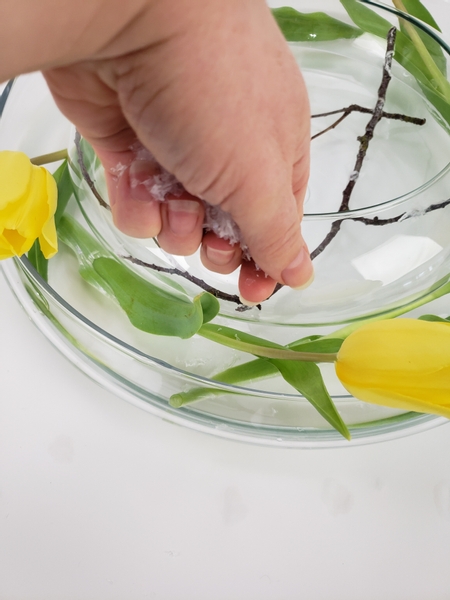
left=4, top=255, right=446, bottom=447
left=299, top=0, right=450, bottom=218
left=4, top=254, right=446, bottom=448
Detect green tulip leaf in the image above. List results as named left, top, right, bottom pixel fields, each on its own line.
left=213, top=357, right=280, bottom=385
left=418, top=314, right=450, bottom=323
left=398, top=1, right=446, bottom=75
left=419, top=83, right=450, bottom=130
left=53, top=160, right=76, bottom=226
left=171, top=333, right=343, bottom=405
left=199, top=322, right=284, bottom=351
left=78, top=137, right=100, bottom=172
left=27, top=242, right=49, bottom=281
left=57, top=214, right=112, bottom=291
left=93, top=257, right=204, bottom=338
left=213, top=336, right=343, bottom=385
left=170, top=388, right=233, bottom=408
left=198, top=292, right=220, bottom=324
left=269, top=358, right=351, bottom=440
left=397, top=0, right=441, bottom=31
left=290, top=337, right=343, bottom=353
left=272, top=7, right=362, bottom=42
left=339, top=0, right=392, bottom=38
left=58, top=215, right=204, bottom=338
left=395, top=31, right=434, bottom=82
left=340, top=0, right=450, bottom=124
left=172, top=328, right=348, bottom=438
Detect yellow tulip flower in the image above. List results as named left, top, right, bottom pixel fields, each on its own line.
left=0, top=151, right=57, bottom=259
left=335, top=318, right=450, bottom=418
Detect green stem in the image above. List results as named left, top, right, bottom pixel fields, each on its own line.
left=197, top=326, right=337, bottom=363
left=393, top=0, right=450, bottom=102
left=30, top=149, right=68, bottom=166
left=193, top=275, right=450, bottom=394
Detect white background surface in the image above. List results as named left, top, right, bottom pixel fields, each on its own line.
left=3, top=2, right=450, bottom=598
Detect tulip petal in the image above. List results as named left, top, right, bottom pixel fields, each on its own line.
left=0, top=151, right=58, bottom=259
left=38, top=220, right=58, bottom=259
left=336, top=319, right=450, bottom=419
left=342, top=383, right=450, bottom=419
left=1, top=229, right=27, bottom=255
left=37, top=170, right=58, bottom=259
left=0, top=151, right=32, bottom=210
left=0, top=232, right=17, bottom=259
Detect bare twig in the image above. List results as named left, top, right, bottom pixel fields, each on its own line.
left=311, top=104, right=425, bottom=140
left=352, top=196, right=450, bottom=226
left=122, top=255, right=260, bottom=309
left=310, top=27, right=397, bottom=261
left=74, top=131, right=109, bottom=210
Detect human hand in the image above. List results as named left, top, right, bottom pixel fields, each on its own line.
left=42, top=0, right=313, bottom=304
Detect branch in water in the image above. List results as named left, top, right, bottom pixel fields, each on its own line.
left=74, top=131, right=109, bottom=209
left=122, top=254, right=261, bottom=310
left=310, top=27, right=397, bottom=261
left=352, top=196, right=450, bottom=226
left=311, top=104, right=426, bottom=140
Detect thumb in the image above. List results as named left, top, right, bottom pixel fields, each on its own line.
left=222, top=157, right=314, bottom=295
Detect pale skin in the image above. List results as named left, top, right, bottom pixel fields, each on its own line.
left=0, top=0, right=313, bottom=304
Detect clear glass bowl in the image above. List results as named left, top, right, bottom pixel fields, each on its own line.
left=1, top=0, right=449, bottom=447
left=70, top=0, right=450, bottom=326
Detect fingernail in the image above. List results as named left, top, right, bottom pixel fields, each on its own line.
left=129, top=159, right=156, bottom=187
left=281, top=246, right=314, bottom=289
left=292, top=271, right=315, bottom=290
left=239, top=296, right=261, bottom=307
left=205, top=245, right=236, bottom=266
left=167, top=199, right=201, bottom=235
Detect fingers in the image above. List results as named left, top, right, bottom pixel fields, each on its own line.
left=158, top=194, right=204, bottom=255
left=101, top=150, right=205, bottom=252
left=238, top=260, right=277, bottom=306
left=215, top=148, right=314, bottom=296
left=200, top=232, right=242, bottom=274
left=104, top=152, right=163, bottom=239
left=43, top=0, right=315, bottom=305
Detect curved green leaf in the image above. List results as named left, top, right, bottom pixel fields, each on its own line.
left=198, top=292, right=220, bottom=324
left=398, top=1, right=446, bottom=76
left=269, top=359, right=350, bottom=440
left=58, top=216, right=204, bottom=338
left=170, top=388, right=230, bottom=408
left=418, top=314, right=450, bottom=323
left=58, top=215, right=111, bottom=290
left=169, top=337, right=343, bottom=404
left=272, top=7, right=362, bottom=42
left=340, top=0, right=450, bottom=123
left=213, top=337, right=343, bottom=385
left=171, top=327, right=348, bottom=437
left=400, top=0, right=441, bottom=31
left=28, top=242, right=48, bottom=281
left=199, top=322, right=284, bottom=351
left=53, top=160, right=76, bottom=226
left=339, top=0, right=392, bottom=38
left=93, top=257, right=204, bottom=338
